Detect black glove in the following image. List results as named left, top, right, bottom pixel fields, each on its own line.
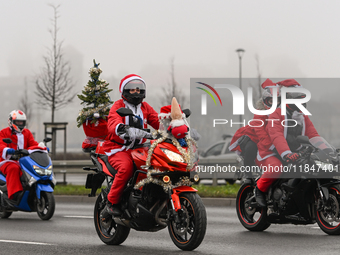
left=283, top=152, right=300, bottom=163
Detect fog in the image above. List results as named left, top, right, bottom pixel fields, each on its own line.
left=1, top=0, right=340, bottom=151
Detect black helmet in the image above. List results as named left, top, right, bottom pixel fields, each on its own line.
left=122, top=79, right=146, bottom=105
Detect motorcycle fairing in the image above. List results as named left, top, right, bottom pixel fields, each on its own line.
left=36, top=183, right=53, bottom=199
left=19, top=157, right=52, bottom=181
left=15, top=190, right=31, bottom=212
left=0, top=173, right=6, bottom=182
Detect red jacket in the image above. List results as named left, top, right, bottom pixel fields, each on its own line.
left=103, top=99, right=159, bottom=156
left=257, top=108, right=319, bottom=161
left=0, top=127, right=39, bottom=162
left=229, top=114, right=272, bottom=156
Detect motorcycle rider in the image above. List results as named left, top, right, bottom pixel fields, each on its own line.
left=102, top=74, right=159, bottom=216
left=0, top=110, right=39, bottom=202
left=255, top=79, right=319, bottom=207
left=229, top=79, right=280, bottom=173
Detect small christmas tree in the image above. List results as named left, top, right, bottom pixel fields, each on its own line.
left=77, top=60, right=113, bottom=127
left=77, top=60, right=113, bottom=150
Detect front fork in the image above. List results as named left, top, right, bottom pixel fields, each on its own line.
left=168, top=189, right=182, bottom=223
left=167, top=186, right=198, bottom=223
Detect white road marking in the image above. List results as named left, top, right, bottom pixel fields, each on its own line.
left=0, top=240, right=53, bottom=245
left=64, top=215, right=93, bottom=219
left=311, top=227, right=320, bottom=229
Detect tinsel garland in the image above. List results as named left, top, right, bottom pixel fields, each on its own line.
left=134, top=169, right=193, bottom=192
left=78, top=103, right=111, bottom=119
left=134, top=128, right=197, bottom=191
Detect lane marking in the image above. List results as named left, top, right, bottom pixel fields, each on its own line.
left=64, top=215, right=93, bottom=219
left=0, top=240, right=53, bottom=245
left=311, top=227, right=320, bottom=229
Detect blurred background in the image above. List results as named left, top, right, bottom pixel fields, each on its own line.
left=1, top=0, right=340, bottom=154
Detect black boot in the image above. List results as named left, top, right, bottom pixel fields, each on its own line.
left=255, top=186, right=267, bottom=207
left=106, top=202, right=122, bottom=216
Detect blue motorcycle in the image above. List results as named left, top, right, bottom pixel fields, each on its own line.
left=0, top=138, right=56, bottom=220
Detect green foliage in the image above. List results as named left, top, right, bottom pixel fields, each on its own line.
left=54, top=184, right=240, bottom=197
left=193, top=183, right=240, bottom=198
left=76, top=59, right=113, bottom=127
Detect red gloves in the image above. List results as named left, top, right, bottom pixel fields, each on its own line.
left=283, top=153, right=300, bottom=163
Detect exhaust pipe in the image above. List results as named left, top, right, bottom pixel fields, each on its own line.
left=155, top=200, right=168, bottom=227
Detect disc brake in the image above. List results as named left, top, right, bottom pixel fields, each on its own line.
left=172, top=207, right=189, bottom=236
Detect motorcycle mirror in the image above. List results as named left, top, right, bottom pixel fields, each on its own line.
left=43, top=137, right=52, bottom=143
left=116, top=108, right=134, bottom=117
left=296, top=135, right=311, bottom=145
left=182, top=109, right=191, bottom=118
left=2, top=138, right=12, bottom=144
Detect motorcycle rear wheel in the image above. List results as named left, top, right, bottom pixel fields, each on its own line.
left=94, top=194, right=130, bottom=245
left=236, top=183, right=270, bottom=231
left=316, top=185, right=340, bottom=235
left=37, top=192, right=55, bottom=220
left=168, top=192, right=207, bottom=251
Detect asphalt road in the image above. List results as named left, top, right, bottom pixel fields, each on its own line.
left=1, top=203, right=340, bottom=255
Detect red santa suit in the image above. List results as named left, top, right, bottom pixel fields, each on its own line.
left=104, top=95, right=159, bottom=204
left=0, top=127, right=39, bottom=199
left=229, top=79, right=277, bottom=156
left=256, top=107, right=319, bottom=192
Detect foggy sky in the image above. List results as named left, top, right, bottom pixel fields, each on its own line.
left=1, top=0, right=340, bottom=151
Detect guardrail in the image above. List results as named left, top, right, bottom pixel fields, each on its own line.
left=52, top=159, right=241, bottom=186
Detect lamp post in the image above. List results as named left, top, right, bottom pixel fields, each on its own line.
left=236, top=48, right=245, bottom=123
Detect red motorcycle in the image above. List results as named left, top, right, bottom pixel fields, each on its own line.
left=83, top=108, right=206, bottom=251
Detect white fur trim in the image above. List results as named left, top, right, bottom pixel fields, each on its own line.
left=256, top=151, right=276, bottom=161
left=28, top=149, right=48, bottom=154
left=281, top=150, right=291, bottom=159
left=17, top=132, right=24, bottom=149
left=170, top=119, right=186, bottom=128
left=105, top=146, right=127, bottom=156
left=158, top=113, right=171, bottom=119
left=120, top=76, right=146, bottom=96
left=0, top=160, right=20, bottom=168
left=2, top=148, right=9, bottom=160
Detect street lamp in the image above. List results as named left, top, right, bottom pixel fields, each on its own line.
left=236, top=48, right=245, bottom=123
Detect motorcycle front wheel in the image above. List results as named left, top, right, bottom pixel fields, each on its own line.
left=37, top=191, right=55, bottom=220
left=236, top=183, right=270, bottom=231
left=168, top=192, right=207, bottom=251
left=94, top=194, right=130, bottom=245
left=316, top=184, right=340, bottom=235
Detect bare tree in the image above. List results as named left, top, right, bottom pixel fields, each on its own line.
left=35, top=4, right=76, bottom=123
left=19, top=77, right=32, bottom=127
left=160, top=58, right=186, bottom=108
left=255, top=54, right=262, bottom=97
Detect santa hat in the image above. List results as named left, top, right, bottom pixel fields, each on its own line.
left=119, top=74, right=146, bottom=96
left=261, top=78, right=278, bottom=89
left=277, top=79, right=301, bottom=87
left=167, top=98, right=189, bottom=139
left=158, top=104, right=184, bottom=120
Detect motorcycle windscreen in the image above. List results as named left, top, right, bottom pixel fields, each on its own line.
left=29, top=151, right=51, bottom=167
left=309, top=136, right=338, bottom=160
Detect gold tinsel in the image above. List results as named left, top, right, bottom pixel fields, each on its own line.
left=134, top=169, right=193, bottom=192
left=134, top=129, right=197, bottom=191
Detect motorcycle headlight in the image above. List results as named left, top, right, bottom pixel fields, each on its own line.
left=161, top=148, right=185, bottom=163
left=33, top=165, right=52, bottom=176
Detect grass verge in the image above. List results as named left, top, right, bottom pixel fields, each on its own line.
left=54, top=184, right=240, bottom=198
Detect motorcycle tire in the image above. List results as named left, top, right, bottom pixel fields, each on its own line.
left=316, top=184, right=340, bottom=235
left=236, top=183, right=270, bottom=231
left=168, top=192, right=207, bottom=251
left=0, top=210, right=12, bottom=219
left=94, top=194, right=130, bottom=245
left=37, top=192, right=55, bottom=220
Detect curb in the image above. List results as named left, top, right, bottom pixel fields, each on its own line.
left=55, top=195, right=236, bottom=207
